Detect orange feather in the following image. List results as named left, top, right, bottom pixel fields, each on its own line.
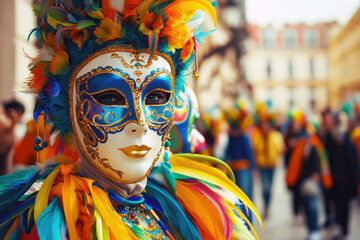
left=176, top=181, right=226, bottom=240
left=102, top=0, right=117, bottom=20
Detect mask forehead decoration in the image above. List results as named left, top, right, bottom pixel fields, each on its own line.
left=70, top=46, right=175, bottom=182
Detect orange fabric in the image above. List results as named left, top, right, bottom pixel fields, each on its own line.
left=285, top=139, right=307, bottom=187
left=229, top=159, right=250, bottom=170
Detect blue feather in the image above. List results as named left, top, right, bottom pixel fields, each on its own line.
left=145, top=177, right=201, bottom=240
left=20, top=197, right=36, bottom=234
left=36, top=196, right=67, bottom=240
left=0, top=218, right=14, bottom=239
left=0, top=167, right=40, bottom=214
left=0, top=193, right=36, bottom=229
left=160, top=161, right=176, bottom=195
left=194, top=25, right=215, bottom=43
left=27, top=28, right=41, bottom=42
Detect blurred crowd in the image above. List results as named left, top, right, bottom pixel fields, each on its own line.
left=197, top=99, right=360, bottom=240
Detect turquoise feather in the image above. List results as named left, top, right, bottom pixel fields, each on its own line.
left=145, top=178, right=201, bottom=240
left=36, top=196, right=67, bottom=240
left=0, top=167, right=40, bottom=214
left=160, top=161, right=176, bottom=195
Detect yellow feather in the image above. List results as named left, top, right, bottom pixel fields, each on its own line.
left=47, top=15, right=76, bottom=29
left=225, top=201, right=254, bottom=240
left=62, top=174, right=81, bottom=240
left=227, top=200, right=260, bottom=240
left=94, top=209, right=110, bottom=240
left=34, top=167, right=60, bottom=221
left=176, top=153, right=235, bottom=182
left=89, top=182, right=144, bottom=240
left=165, top=0, right=217, bottom=27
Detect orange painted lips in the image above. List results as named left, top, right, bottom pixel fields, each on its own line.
left=118, top=145, right=151, bottom=158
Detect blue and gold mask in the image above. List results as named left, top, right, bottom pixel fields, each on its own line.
left=70, top=46, right=175, bottom=183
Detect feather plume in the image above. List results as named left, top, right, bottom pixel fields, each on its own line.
left=94, top=209, right=110, bottom=240
left=187, top=181, right=234, bottom=239
left=175, top=180, right=225, bottom=240
left=102, top=0, right=117, bottom=20
left=145, top=178, right=201, bottom=240
left=36, top=197, right=67, bottom=240
left=0, top=167, right=40, bottom=214
left=169, top=154, right=262, bottom=230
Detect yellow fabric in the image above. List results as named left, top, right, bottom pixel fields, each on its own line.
left=253, top=129, right=283, bottom=168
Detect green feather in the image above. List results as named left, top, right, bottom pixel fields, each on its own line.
left=76, top=20, right=96, bottom=30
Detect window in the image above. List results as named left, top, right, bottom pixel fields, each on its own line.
left=283, top=29, right=297, bottom=48
left=262, top=29, right=276, bottom=49
left=303, top=29, right=318, bottom=48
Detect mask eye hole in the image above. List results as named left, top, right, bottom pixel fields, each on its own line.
left=145, top=90, right=171, bottom=106
left=92, top=90, right=127, bottom=106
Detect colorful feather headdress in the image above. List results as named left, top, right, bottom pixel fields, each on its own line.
left=225, top=98, right=254, bottom=131
left=27, top=0, right=217, bottom=140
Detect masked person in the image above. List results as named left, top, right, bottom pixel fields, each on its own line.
left=225, top=99, right=255, bottom=201
left=285, top=109, right=332, bottom=240
left=0, top=1, right=261, bottom=239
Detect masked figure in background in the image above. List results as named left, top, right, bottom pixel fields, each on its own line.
left=285, top=109, right=332, bottom=240
left=225, top=99, right=255, bottom=201
left=320, top=110, right=360, bottom=239
left=170, top=85, right=205, bottom=154
left=251, top=102, right=283, bottom=220
left=0, top=1, right=261, bottom=239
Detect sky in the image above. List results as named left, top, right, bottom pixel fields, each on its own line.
left=245, top=0, right=360, bottom=26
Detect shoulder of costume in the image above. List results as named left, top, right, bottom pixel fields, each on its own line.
left=147, top=153, right=262, bottom=240
left=0, top=161, right=149, bottom=239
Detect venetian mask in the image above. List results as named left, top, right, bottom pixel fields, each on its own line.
left=70, top=46, right=175, bottom=183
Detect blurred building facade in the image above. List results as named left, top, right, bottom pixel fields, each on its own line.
left=243, top=22, right=337, bottom=113
left=329, top=7, right=360, bottom=109
left=0, top=0, right=37, bottom=119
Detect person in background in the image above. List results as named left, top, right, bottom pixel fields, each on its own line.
left=285, top=109, right=332, bottom=240
left=0, top=104, right=17, bottom=175
left=319, top=108, right=337, bottom=228
left=3, top=100, right=26, bottom=141
left=325, top=111, right=360, bottom=239
left=284, top=114, right=303, bottom=223
left=252, top=103, right=284, bottom=219
left=225, top=99, right=255, bottom=200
